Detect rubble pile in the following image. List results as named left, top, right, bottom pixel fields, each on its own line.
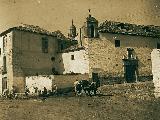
left=99, top=20, right=160, bottom=37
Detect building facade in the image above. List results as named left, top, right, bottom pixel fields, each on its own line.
left=1, top=14, right=160, bottom=94
left=0, top=24, right=60, bottom=93
left=81, top=15, right=160, bottom=83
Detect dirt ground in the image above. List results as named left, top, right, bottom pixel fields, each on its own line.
left=0, top=93, right=160, bottom=120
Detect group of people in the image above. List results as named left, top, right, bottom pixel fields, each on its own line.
left=2, top=86, right=17, bottom=99
left=74, top=79, right=100, bottom=96
left=25, top=84, right=58, bottom=97
left=2, top=79, right=100, bottom=98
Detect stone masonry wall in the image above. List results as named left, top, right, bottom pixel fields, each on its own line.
left=12, top=30, right=58, bottom=92
left=0, top=32, right=14, bottom=93
left=88, top=33, right=160, bottom=81
left=53, top=74, right=89, bottom=89
left=100, top=81, right=155, bottom=100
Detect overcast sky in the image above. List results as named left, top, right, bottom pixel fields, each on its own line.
left=0, top=0, right=160, bottom=35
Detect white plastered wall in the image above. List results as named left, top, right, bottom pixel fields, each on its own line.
left=151, top=49, right=160, bottom=98
left=25, top=75, right=54, bottom=94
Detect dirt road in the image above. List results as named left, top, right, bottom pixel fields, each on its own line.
left=0, top=94, right=159, bottom=120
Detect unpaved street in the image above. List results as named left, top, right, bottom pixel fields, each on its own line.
left=0, top=94, right=159, bottom=120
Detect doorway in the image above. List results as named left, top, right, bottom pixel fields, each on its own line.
left=2, top=77, right=7, bottom=91
left=92, top=72, right=100, bottom=87
left=125, top=65, right=136, bottom=83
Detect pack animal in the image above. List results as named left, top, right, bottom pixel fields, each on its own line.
left=74, top=80, right=99, bottom=96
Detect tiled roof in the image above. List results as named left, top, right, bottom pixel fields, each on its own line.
left=0, top=24, right=66, bottom=39
left=52, top=30, right=67, bottom=40
left=61, top=45, right=85, bottom=53
left=99, top=20, right=160, bottom=38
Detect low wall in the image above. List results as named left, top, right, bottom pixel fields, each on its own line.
left=100, top=81, right=155, bottom=99
left=99, top=76, right=152, bottom=85
left=25, top=75, right=53, bottom=94
left=25, top=74, right=89, bottom=94
left=53, top=74, right=89, bottom=89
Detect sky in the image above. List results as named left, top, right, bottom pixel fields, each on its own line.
left=0, top=0, right=160, bottom=36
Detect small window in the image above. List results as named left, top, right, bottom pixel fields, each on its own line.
left=0, top=48, right=1, bottom=55
left=42, top=37, right=48, bottom=53
left=71, top=55, right=74, bottom=60
left=61, top=44, right=64, bottom=50
left=157, top=43, right=160, bottom=49
left=51, top=57, right=55, bottom=61
left=115, top=40, right=120, bottom=47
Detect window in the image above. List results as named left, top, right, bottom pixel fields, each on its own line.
left=42, top=37, right=48, bottom=53
left=3, top=36, right=6, bottom=52
left=61, top=44, right=64, bottom=50
left=0, top=48, right=1, bottom=55
left=115, top=40, right=120, bottom=47
left=71, top=55, right=74, bottom=60
left=157, top=43, right=160, bottom=49
left=2, top=77, right=7, bottom=91
left=90, top=25, right=94, bottom=38
left=3, top=56, right=6, bottom=73
left=51, top=57, right=55, bottom=61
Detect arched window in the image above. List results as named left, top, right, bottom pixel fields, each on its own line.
left=90, top=25, right=94, bottom=38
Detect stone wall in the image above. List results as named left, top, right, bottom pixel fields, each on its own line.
left=0, top=32, right=14, bottom=93
left=53, top=74, right=89, bottom=89
left=100, top=81, right=155, bottom=99
left=13, top=30, right=58, bottom=75
left=87, top=33, right=160, bottom=81
left=11, top=30, right=58, bottom=92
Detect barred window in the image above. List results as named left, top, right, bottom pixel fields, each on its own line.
left=42, top=37, right=48, bottom=53
left=115, top=40, right=120, bottom=47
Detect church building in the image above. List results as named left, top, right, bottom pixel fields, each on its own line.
left=0, top=11, right=160, bottom=94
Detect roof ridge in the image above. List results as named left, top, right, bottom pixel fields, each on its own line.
left=0, top=24, right=64, bottom=37
left=99, top=20, right=160, bottom=37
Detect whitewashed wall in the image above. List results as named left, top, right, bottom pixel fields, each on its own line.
left=0, top=75, right=2, bottom=95
left=151, top=49, right=160, bottom=98
left=0, top=37, right=3, bottom=95
left=57, top=49, right=89, bottom=74
left=25, top=75, right=54, bottom=94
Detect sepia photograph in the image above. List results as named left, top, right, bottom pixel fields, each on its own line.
left=0, top=0, right=160, bottom=119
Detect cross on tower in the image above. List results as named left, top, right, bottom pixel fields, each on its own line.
left=88, top=9, right=91, bottom=13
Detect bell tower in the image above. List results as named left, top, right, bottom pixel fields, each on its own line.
left=82, top=9, right=98, bottom=38
left=68, top=19, right=77, bottom=40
